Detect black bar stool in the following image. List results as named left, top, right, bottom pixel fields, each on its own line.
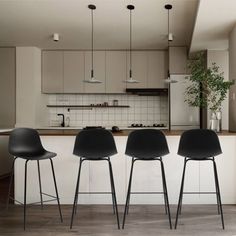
left=122, top=129, right=172, bottom=229
left=7, top=128, right=63, bottom=230
left=70, top=128, right=120, bottom=229
left=175, top=129, right=224, bottom=229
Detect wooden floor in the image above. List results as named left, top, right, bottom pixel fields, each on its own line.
left=0, top=204, right=236, bottom=236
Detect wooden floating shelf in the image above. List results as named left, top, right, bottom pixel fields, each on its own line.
left=47, top=105, right=130, bottom=108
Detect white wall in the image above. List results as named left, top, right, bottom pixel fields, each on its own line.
left=16, top=47, right=48, bottom=128
left=48, top=94, right=168, bottom=128
left=207, top=50, right=229, bottom=130
left=229, top=25, right=236, bottom=131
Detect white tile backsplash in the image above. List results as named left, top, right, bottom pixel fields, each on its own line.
left=48, top=94, right=168, bottom=128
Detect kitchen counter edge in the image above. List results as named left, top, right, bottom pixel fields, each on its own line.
left=0, top=129, right=236, bottom=136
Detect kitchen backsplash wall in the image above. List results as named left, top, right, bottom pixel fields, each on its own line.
left=48, top=94, right=168, bottom=128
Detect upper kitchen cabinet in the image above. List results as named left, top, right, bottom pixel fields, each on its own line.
left=84, top=51, right=106, bottom=93
left=42, top=51, right=63, bottom=93
left=147, top=51, right=167, bottom=88
left=63, top=51, right=84, bottom=93
left=169, top=46, right=188, bottom=74
left=106, top=51, right=127, bottom=93
left=126, top=51, right=148, bottom=88
left=0, top=47, right=16, bottom=128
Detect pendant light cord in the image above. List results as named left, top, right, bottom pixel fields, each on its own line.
left=167, top=8, right=170, bottom=78
left=129, top=8, right=132, bottom=78
left=91, top=8, right=94, bottom=78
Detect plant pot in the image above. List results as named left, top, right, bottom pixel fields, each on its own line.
left=209, top=111, right=222, bottom=132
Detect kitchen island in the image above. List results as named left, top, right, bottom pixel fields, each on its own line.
left=9, top=128, right=236, bottom=205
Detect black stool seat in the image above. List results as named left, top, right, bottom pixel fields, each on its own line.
left=122, top=129, right=172, bottom=229
left=70, top=129, right=120, bottom=229
left=9, top=128, right=57, bottom=160
left=13, top=151, right=56, bottom=160
left=7, top=128, right=63, bottom=230
left=73, top=128, right=117, bottom=159
left=178, top=129, right=222, bottom=160
left=125, top=129, right=169, bottom=159
left=175, top=129, right=224, bottom=229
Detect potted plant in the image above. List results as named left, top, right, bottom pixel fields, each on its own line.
left=184, top=52, right=234, bottom=132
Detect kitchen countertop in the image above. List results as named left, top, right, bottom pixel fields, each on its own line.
left=1, top=128, right=236, bottom=136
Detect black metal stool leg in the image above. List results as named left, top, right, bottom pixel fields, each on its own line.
left=24, top=160, right=29, bottom=230
left=213, top=158, right=225, bottom=229
left=50, top=159, right=63, bottom=223
left=6, top=157, right=17, bottom=210
left=126, top=194, right=131, bottom=215
left=179, top=193, right=183, bottom=215
left=160, top=158, right=172, bottom=229
left=160, top=160, right=168, bottom=215
left=122, top=158, right=135, bottom=229
left=108, top=158, right=120, bottom=229
left=109, top=162, right=116, bottom=215
left=126, top=159, right=135, bottom=216
left=37, top=160, right=43, bottom=209
left=213, top=165, right=220, bottom=215
left=175, top=158, right=187, bottom=229
left=70, top=158, right=83, bottom=229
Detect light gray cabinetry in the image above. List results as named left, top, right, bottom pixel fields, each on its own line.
left=0, top=47, right=16, bottom=128
left=147, top=51, right=167, bottom=88
left=42, top=50, right=168, bottom=94
left=84, top=51, right=106, bottom=93
left=63, top=51, right=84, bottom=93
left=106, top=51, right=127, bottom=93
left=42, top=51, right=63, bottom=93
left=126, top=51, right=148, bottom=88
left=169, top=46, right=188, bottom=74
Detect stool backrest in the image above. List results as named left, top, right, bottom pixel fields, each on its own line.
left=9, top=128, right=45, bottom=157
left=178, top=129, right=222, bottom=159
left=125, top=129, right=169, bottom=159
left=73, top=129, right=117, bottom=159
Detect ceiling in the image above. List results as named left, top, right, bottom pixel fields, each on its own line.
left=0, top=0, right=198, bottom=50
left=190, top=0, right=236, bottom=52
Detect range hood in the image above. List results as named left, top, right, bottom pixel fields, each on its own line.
left=126, top=88, right=168, bottom=96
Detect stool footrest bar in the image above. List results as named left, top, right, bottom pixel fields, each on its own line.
left=131, top=192, right=164, bottom=194
left=183, top=192, right=217, bottom=195
left=78, top=191, right=112, bottom=194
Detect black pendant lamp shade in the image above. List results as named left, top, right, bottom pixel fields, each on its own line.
left=124, top=4, right=139, bottom=83
left=84, top=4, right=102, bottom=83
left=164, top=4, right=177, bottom=84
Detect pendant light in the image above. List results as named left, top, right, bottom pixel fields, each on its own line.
left=84, top=4, right=102, bottom=83
left=124, top=4, right=139, bottom=83
left=164, top=4, right=177, bottom=84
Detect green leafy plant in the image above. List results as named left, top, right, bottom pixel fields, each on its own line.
left=185, top=52, right=234, bottom=116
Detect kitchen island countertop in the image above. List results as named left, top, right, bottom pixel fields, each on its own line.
left=1, top=128, right=236, bottom=136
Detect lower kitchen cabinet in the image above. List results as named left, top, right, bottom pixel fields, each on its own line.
left=14, top=135, right=236, bottom=205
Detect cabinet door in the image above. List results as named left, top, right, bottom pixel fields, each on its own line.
left=64, top=51, right=84, bottom=93
left=126, top=51, right=148, bottom=88
left=169, top=47, right=188, bottom=74
left=0, top=48, right=15, bottom=128
left=84, top=51, right=106, bottom=93
left=106, top=51, right=126, bottom=93
left=42, top=51, right=63, bottom=93
left=147, top=51, right=167, bottom=88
